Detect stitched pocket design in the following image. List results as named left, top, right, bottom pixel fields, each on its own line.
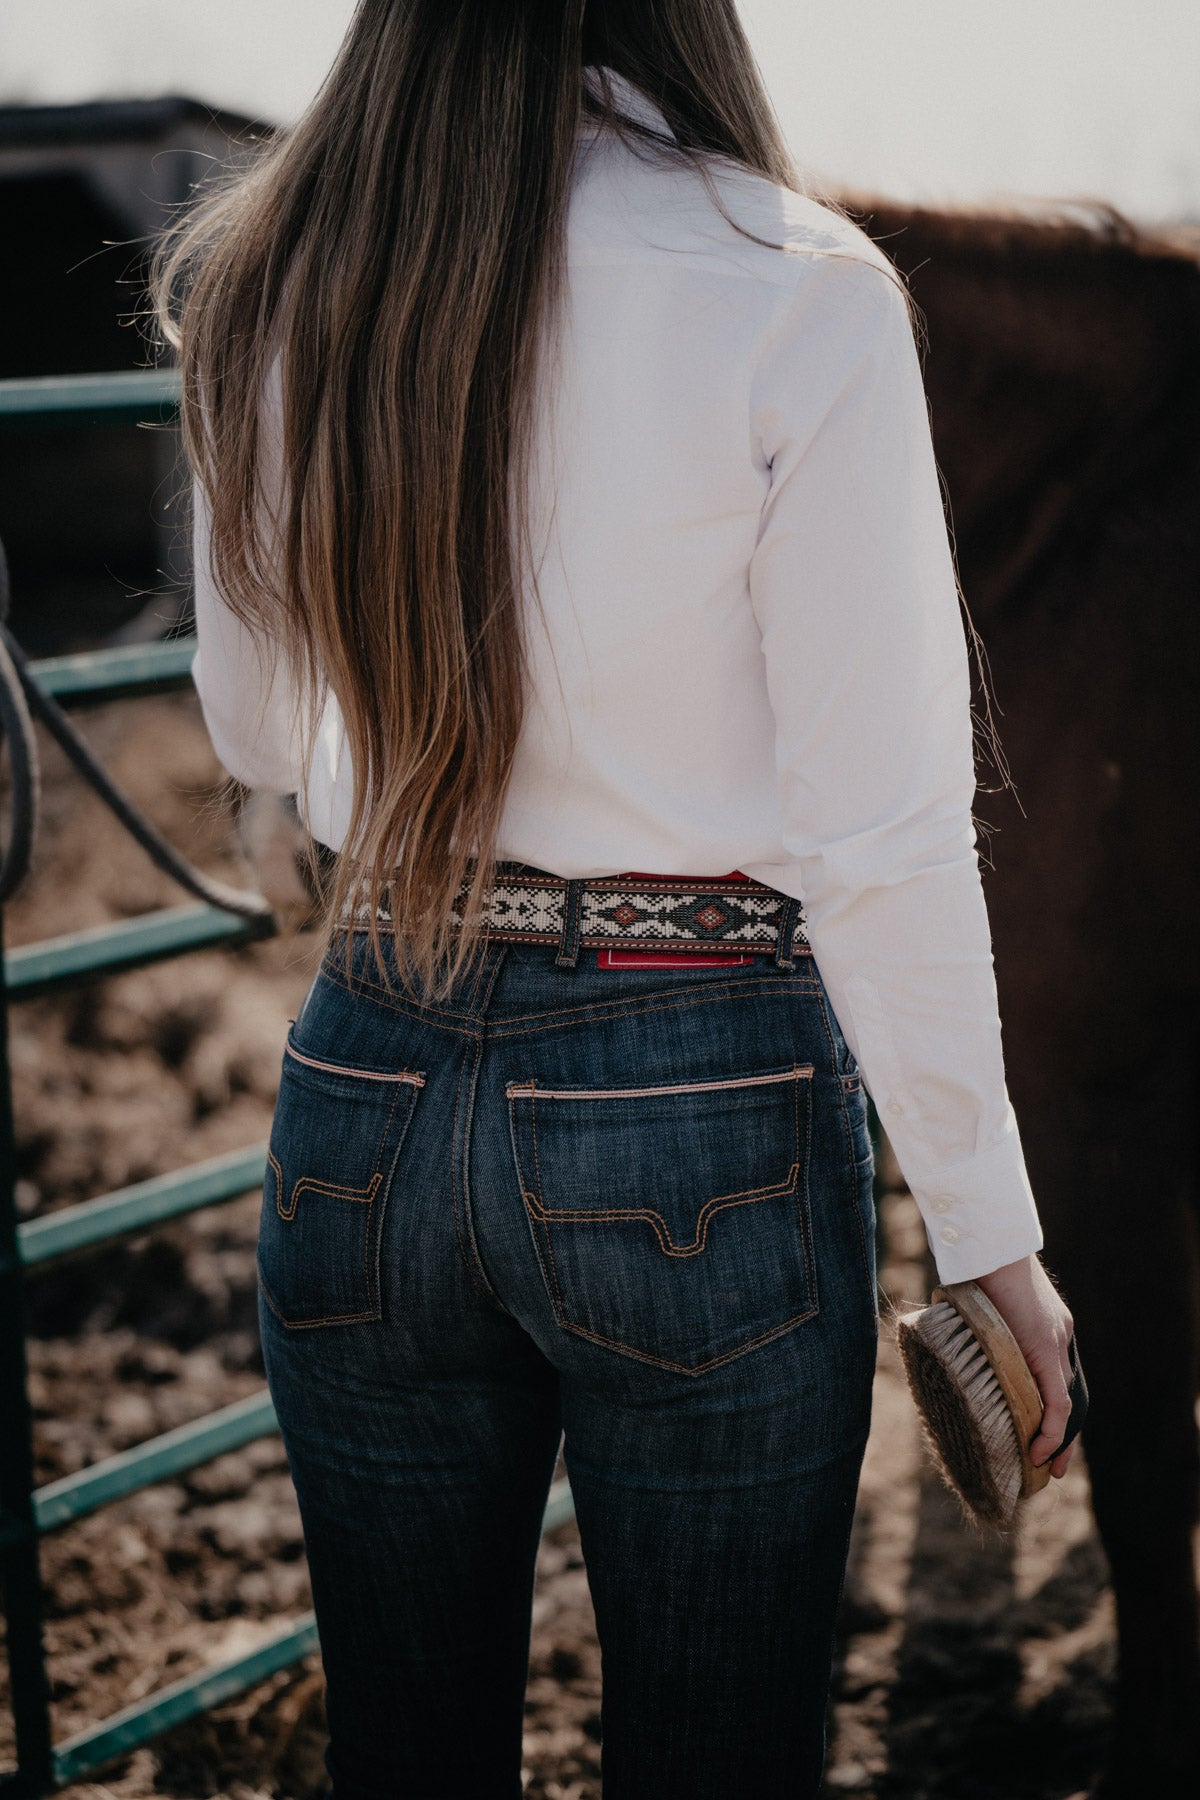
left=257, top=1033, right=425, bottom=1329
left=506, top=1064, right=817, bottom=1373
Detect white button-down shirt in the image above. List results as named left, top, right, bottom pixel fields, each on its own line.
left=191, top=67, right=1044, bottom=1285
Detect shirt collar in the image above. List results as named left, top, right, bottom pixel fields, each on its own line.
left=579, top=64, right=675, bottom=143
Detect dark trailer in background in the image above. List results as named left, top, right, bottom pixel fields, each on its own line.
left=0, top=98, right=260, bottom=654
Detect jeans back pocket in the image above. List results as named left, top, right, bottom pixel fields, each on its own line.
left=259, top=1033, right=425, bottom=1329
left=506, top=1063, right=816, bottom=1374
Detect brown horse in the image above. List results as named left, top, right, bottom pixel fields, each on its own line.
left=847, top=190, right=1200, bottom=1796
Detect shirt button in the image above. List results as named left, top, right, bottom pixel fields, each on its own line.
left=930, top=1195, right=953, bottom=1213
left=886, top=1100, right=904, bottom=1118
left=939, top=1225, right=959, bottom=1246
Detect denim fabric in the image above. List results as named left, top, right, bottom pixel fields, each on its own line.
left=258, top=924, right=879, bottom=1800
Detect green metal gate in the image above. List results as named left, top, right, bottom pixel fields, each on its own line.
left=0, top=369, right=575, bottom=1796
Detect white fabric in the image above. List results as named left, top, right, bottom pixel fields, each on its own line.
left=190, top=66, right=1044, bottom=1285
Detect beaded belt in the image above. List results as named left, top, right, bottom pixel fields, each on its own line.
left=340, top=862, right=811, bottom=968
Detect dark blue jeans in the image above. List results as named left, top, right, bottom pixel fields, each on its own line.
left=257, top=925, right=879, bottom=1799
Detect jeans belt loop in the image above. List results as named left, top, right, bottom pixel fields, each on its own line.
left=773, top=896, right=799, bottom=971
left=555, top=878, right=586, bottom=968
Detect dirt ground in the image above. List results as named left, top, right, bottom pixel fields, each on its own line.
left=1, top=694, right=1115, bottom=1799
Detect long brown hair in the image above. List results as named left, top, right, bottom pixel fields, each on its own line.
left=153, top=0, right=918, bottom=998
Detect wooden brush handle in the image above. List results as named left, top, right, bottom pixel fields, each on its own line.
left=932, top=1280, right=1053, bottom=1499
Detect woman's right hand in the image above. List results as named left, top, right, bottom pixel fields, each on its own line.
left=972, top=1253, right=1078, bottom=1478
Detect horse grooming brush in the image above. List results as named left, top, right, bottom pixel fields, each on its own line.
left=895, top=1280, right=1088, bottom=1530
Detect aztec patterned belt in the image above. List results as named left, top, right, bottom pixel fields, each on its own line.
left=341, top=864, right=811, bottom=968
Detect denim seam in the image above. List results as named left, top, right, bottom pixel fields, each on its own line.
left=466, top=940, right=493, bottom=1013
left=283, top=1170, right=382, bottom=1218
left=557, top=1302, right=821, bottom=1377
left=284, top=1041, right=426, bottom=1086
left=453, top=948, right=513, bottom=1310
left=527, top=1083, right=567, bottom=1318
left=370, top=1081, right=426, bottom=1321
left=797, top=1066, right=817, bottom=1313
left=524, top=1168, right=804, bottom=1257
left=318, top=959, right=484, bottom=1032
left=261, top=1075, right=418, bottom=1328
left=811, top=984, right=877, bottom=1317
left=256, top=1268, right=379, bottom=1332
left=449, top=1040, right=495, bottom=1305
left=513, top=1068, right=819, bottom=1373
left=331, top=950, right=798, bottom=1022
left=506, top=1065, right=809, bottom=1102
left=508, top=1072, right=564, bottom=1320
left=487, top=983, right=821, bottom=1039
left=321, top=958, right=818, bottom=1038
left=488, top=977, right=818, bottom=1027
left=273, top=1079, right=402, bottom=1225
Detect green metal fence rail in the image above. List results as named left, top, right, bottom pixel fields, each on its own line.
left=0, top=369, right=182, bottom=433
left=0, top=369, right=576, bottom=1797
left=30, top=639, right=196, bottom=706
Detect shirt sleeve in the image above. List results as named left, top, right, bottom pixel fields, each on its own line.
left=188, top=365, right=309, bottom=795
left=746, top=249, right=1044, bottom=1286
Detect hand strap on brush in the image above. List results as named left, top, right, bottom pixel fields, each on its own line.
left=1035, top=1330, right=1089, bottom=1466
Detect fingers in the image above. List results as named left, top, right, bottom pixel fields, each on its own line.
left=1028, top=1330, right=1075, bottom=1471
left=971, top=1261, right=1081, bottom=1481
left=1029, top=1332, right=1072, bottom=1468
left=1048, top=1335, right=1080, bottom=1476
left=1030, top=1391, right=1070, bottom=1468
left=1047, top=1342, right=1078, bottom=1476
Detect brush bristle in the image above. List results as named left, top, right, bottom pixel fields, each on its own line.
left=896, top=1300, right=1024, bottom=1528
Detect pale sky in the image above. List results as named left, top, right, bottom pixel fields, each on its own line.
left=2, top=1, right=1198, bottom=222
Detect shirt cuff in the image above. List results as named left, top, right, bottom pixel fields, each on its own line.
left=908, top=1126, right=1045, bottom=1285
